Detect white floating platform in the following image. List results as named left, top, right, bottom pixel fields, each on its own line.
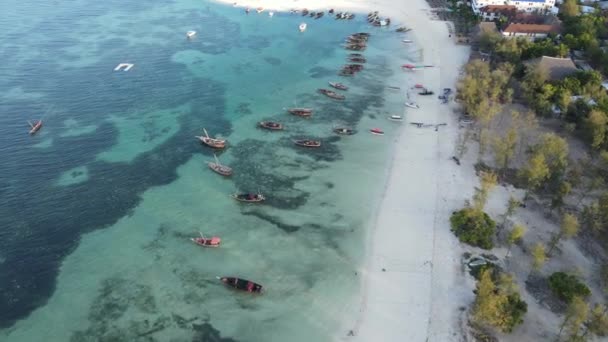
left=114, top=63, right=134, bottom=71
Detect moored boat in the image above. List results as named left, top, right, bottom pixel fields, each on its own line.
left=370, top=128, right=384, bottom=135
left=294, top=139, right=321, bottom=147
left=208, top=154, right=232, bottom=176
left=196, top=128, right=226, bottom=149
left=396, top=26, right=412, bottom=32
left=186, top=30, right=197, bottom=38
left=287, top=108, right=313, bottom=117
left=299, top=23, right=307, bottom=32
left=259, top=121, right=283, bottom=130
left=329, top=82, right=348, bottom=90
left=191, top=233, right=221, bottom=247
left=402, top=39, right=413, bottom=43
left=28, top=120, right=42, bottom=135
left=349, top=57, right=366, bottom=63
left=218, top=276, right=263, bottom=293
left=232, top=192, right=265, bottom=203
left=318, top=88, right=345, bottom=100
left=388, top=115, right=403, bottom=121
left=405, top=102, right=420, bottom=109
left=419, top=89, right=434, bottom=95
left=333, top=127, right=355, bottom=135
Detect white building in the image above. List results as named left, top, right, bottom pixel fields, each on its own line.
left=471, top=0, right=556, bottom=14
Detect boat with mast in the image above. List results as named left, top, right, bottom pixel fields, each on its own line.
left=191, top=232, right=221, bottom=247
left=208, top=154, right=232, bottom=176
left=196, top=128, right=226, bottom=149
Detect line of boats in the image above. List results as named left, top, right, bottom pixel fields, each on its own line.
left=191, top=19, right=416, bottom=294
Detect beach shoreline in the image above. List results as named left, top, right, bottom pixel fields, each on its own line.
left=213, top=0, right=473, bottom=340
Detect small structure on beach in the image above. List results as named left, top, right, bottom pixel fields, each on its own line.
left=114, top=63, right=134, bottom=71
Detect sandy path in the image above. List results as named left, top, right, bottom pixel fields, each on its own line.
left=213, top=0, right=472, bottom=340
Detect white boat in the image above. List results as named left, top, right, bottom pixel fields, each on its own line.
left=299, top=23, right=307, bottom=32
left=405, top=102, right=419, bottom=109
left=269, top=11, right=274, bottom=17
left=114, top=63, right=134, bottom=71
left=256, top=7, right=264, bottom=13
left=402, top=39, right=413, bottom=43
left=388, top=115, right=403, bottom=121
left=186, top=30, right=197, bottom=38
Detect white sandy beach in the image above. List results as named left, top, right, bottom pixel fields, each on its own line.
left=214, top=0, right=473, bottom=340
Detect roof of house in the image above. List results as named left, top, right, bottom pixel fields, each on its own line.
left=524, top=56, right=579, bottom=80
left=503, top=23, right=561, bottom=34
left=479, top=5, right=517, bottom=14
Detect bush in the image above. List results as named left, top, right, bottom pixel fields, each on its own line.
left=548, top=272, right=591, bottom=302
left=502, top=293, right=528, bottom=332
left=450, top=208, right=496, bottom=249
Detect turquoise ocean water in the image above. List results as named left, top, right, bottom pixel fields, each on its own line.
left=0, top=0, right=416, bottom=340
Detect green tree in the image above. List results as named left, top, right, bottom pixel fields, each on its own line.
left=582, top=192, right=608, bottom=232
left=548, top=272, right=591, bottom=302
left=587, top=304, right=608, bottom=337
left=493, top=127, right=518, bottom=172
left=531, top=243, right=547, bottom=271
left=472, top=269, right=527, bottom=333
left=561, top=0, right=581, bottom=18
left=558, top=297, right=589, bottom=341
left=506, top=224, right=526, bottom=258
left=535, top=133, right=569, bottom=173
left=548, top=213, right=579, bottom=255
left=550, top=181, right=572, bottom=214
left=451, top=208, right=496, bottom=249
left=583, top=110, right=608, bottom=149
left=473, top=171, right=498, bottom=211
left=502, top=196, right=521, bottom=227
left=519, top=153, right=550, bottom=196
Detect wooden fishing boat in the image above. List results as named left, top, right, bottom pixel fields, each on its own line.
left=196, top=128, right=226, bottom=149
left=294, top=139, right=321, bottom=147
left=287, top=108, right=313, bottom=117
left=232, top=193, right=266, bottom=203
left=191, top=232, right=221, bottom=247
left=370, top=128, right=384, bottom=135
left=208, top=154, right=232, bottom=176
left=396, top=26, right=412, bottom=32
left=318, top=89, right=345, bottom=100
left=259, top=121, right=283, bottom=130
left=329, top=82, right=348, bottom=91
left=218, top=276, right=263, bottom=294
left=349, top=53, right=363, bottom=58
left=405, top=102, right=420, bottom=109
left=28, top=120, right=42, bottom=135
left=333, top=127, right=355, bottom=135
left=349, top=57, right=366, bottom=63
